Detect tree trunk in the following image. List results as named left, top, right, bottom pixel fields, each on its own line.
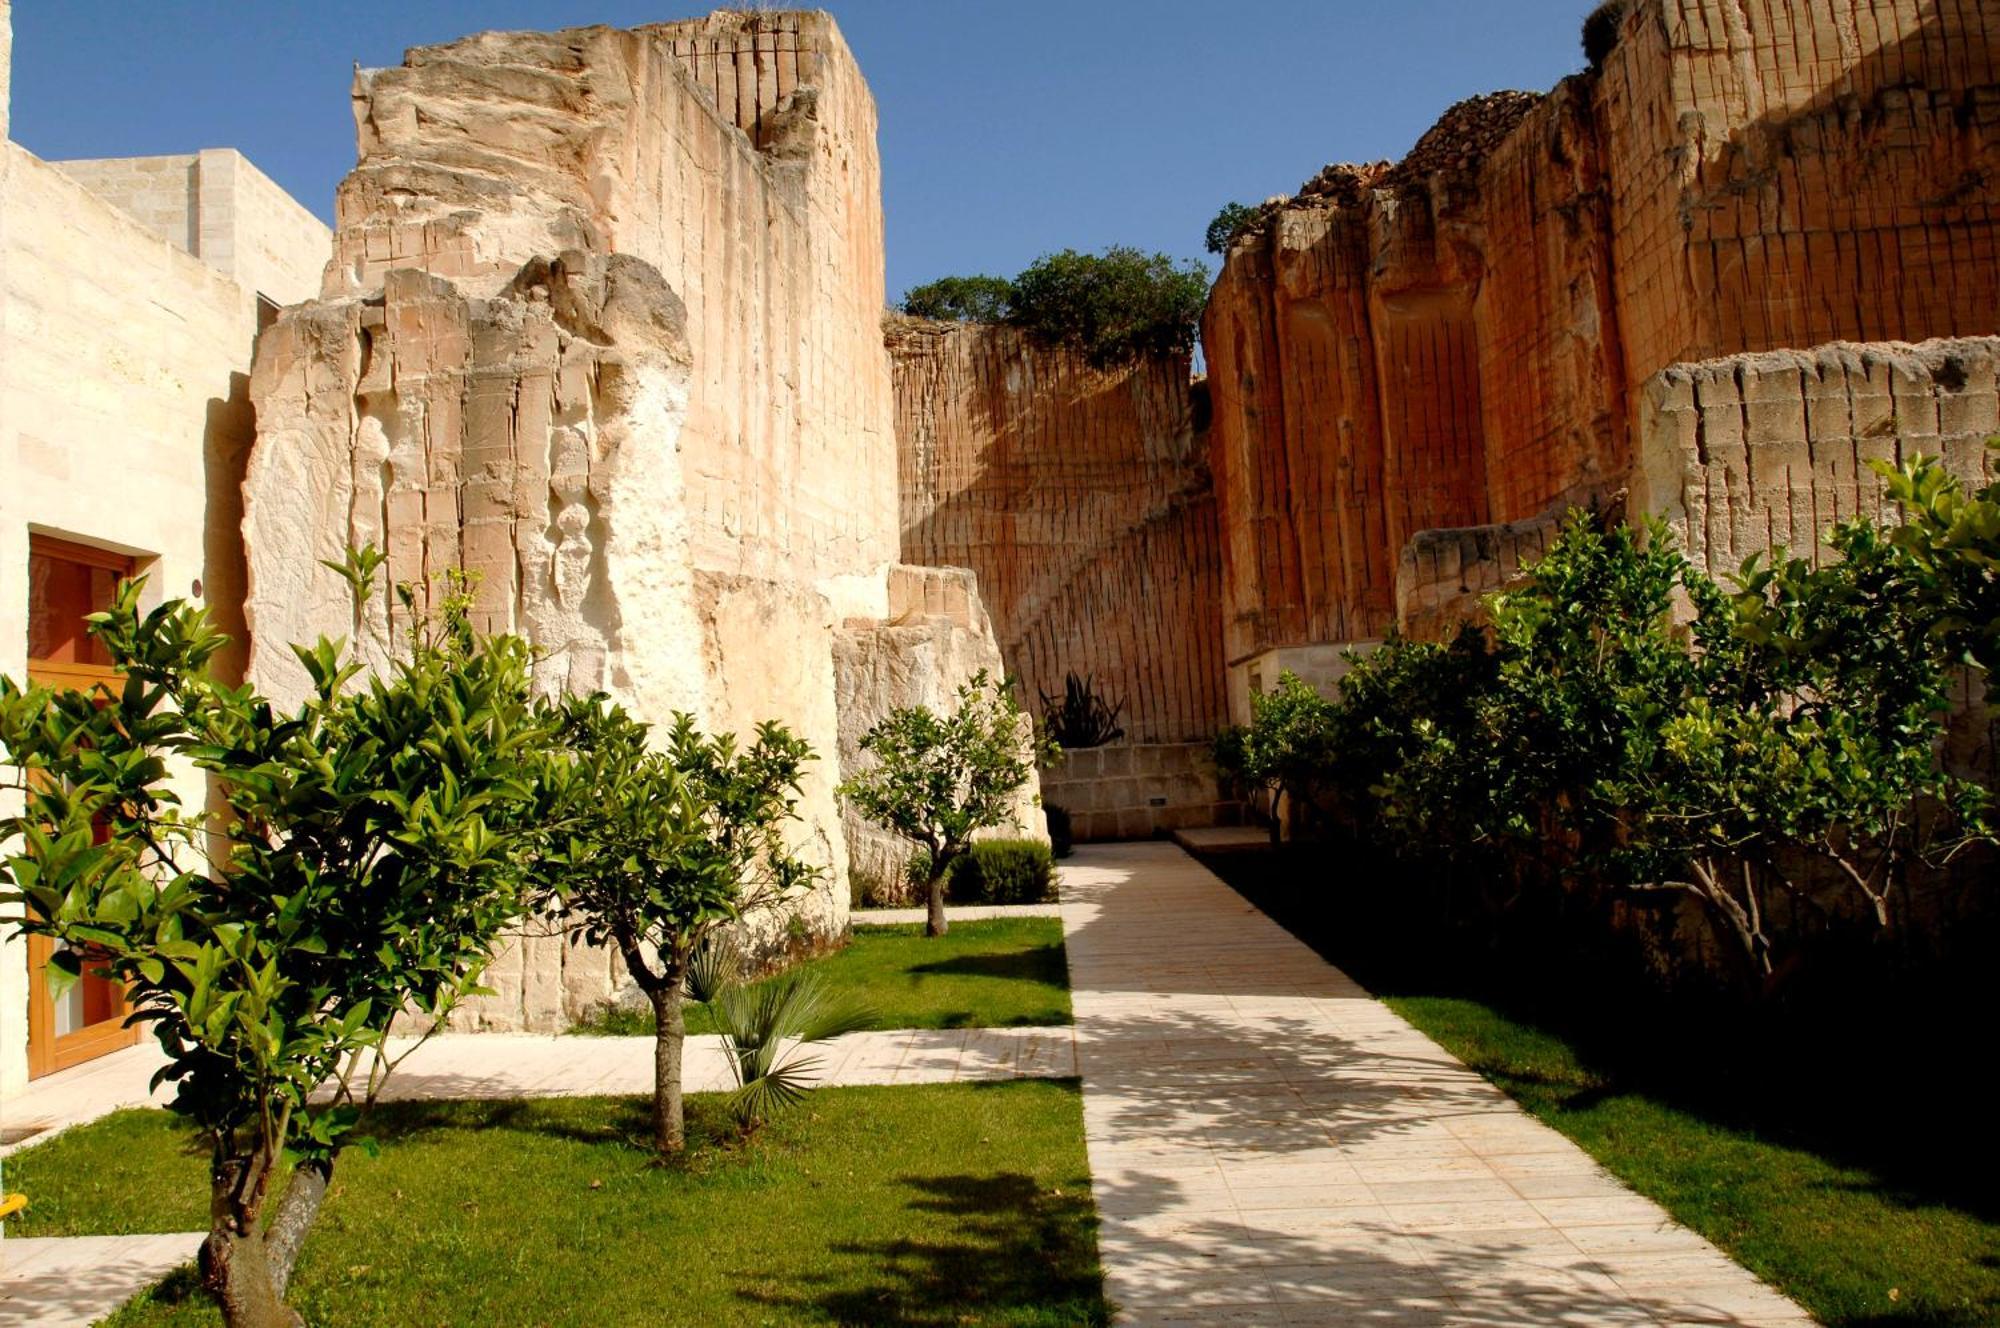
left=200, top=1154, right=300, bottom=1328
left=926, top=868, right=950, bottom=937
left=264, top=1157, right=331, bottom=1299
left=650, top=983, right=687, bottom=1155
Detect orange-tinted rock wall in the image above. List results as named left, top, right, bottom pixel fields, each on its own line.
left=1465, top=83, right=1629, bottom=519
left=891, top=319, right=1227, bottom=744
left=1204, top=206, right=1395, bottom=661
left=1204, top=0, right=1999, bottom=676
left=1204, top=82, right=1625, bottom=676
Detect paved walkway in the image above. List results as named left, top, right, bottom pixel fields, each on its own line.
left=1060, top=842, right=1814, bottom=1328
left=4, top=846, right=1813, bottom=1327
left=0, top=1234, right=202, bottom=1328
left=1, top=1026, right=1077, bottom=1158
left=854, top=902, right=1063, bottom=925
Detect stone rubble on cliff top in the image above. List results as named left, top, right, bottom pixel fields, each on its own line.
left=1224, top=88, right=1547, bottom=251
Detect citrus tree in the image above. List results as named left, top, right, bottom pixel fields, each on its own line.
left=0, top=549, right=552, bottom=1328
left=536, top=697, right=820, bottom=1155
left=1213, top=672, right=1341, bottom=844
left=839, top=671, right=1035, bottom=937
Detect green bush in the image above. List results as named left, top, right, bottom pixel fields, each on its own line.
left=1205, top=201, right=1262, bottom=254
left=1009, top=246, right=1209, bottom=365
left=1216, top=672, right=1341, bottom=843
left=901, top=246, right=1209, bottom=367
left=947, top=839, right=1058, bottom=904
left=1233, top=477, right=1995, bottom=998
left=899, top=274, right=1015, bottom=322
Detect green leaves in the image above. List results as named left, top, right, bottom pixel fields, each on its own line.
left=533, top=695, right=819, bottom=992
left=0, top=543, right=549, bottom=1174
left=1260, top=499, right=1990, bottom=991
left=902, top=247, right=1209, bottom=365
left=702, top=962, right=873, bottom=1130
left=899, top=274, right=1015, bottom=323
left=1009, top=246, right=1210, bottom=364
left=1205, top=201, right=1264, bottom=255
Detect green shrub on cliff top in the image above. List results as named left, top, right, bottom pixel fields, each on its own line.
left=1205, top=201, right=1262, bottom=254
left=1009, top=246, right=1208, bottom=365
left=898, top=246, right=1208, bottom=366
left=899, top=274, right=1015, bottom=323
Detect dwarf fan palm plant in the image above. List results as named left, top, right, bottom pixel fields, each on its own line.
left=700, top=953, right=872, bottom=1133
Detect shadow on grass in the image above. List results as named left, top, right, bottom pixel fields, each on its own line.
left=741, top=1169, right=1108, bottom=1326
left=346, top=1096, right=755, bottom=1162
left=907, top=944, right=1067, bottom=984
left=1202, top=841, right=2000, bottom=1209
left=116, top=1265, right=205, bottom=1312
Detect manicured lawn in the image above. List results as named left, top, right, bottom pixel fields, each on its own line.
left=1201, top=844, right=2000, bottom=1328
left=575, top=918, right=1072, bottom=1036
left=12, top=1082, right=1107, bottom=1327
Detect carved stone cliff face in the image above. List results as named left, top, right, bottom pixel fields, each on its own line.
left=324, top=14, right=896, bottom=587
left=247, top=253, right=702, bottom=718
left=242, top=12, right=1033, bottom=1030
left=1204, top=81, right=1623, bottom=685
left=1599, top=0, right=2000, bottom=385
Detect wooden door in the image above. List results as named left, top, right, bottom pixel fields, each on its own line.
left=23, top=534, right=142, bottom=1079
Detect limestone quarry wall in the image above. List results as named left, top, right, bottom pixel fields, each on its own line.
left=1636, top=337, right=2000, bottom=575
left=832, top=565, right=1045, bottom=894
left=323, top=11, right=894, bottom=589
left=1203, top=0, right=1999, bottom=688
left=1599, top=0, right=2000, bottom=386
left=242, top=13, right=1029, bottom=1031
left=890, top=318, right=1228, bottom=746
left=1203, top=84, right=1626, bottom=706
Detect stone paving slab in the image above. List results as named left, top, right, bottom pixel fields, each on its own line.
left=0, top=1026, right=1078, bottom=1158
left=1058, top=842, right=1815, bottom=1328
left=852, top=902, right=1063, bottom=925
left=0, top=1233, right=202, bottom=1327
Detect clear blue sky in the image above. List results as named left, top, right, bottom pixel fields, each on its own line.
left=8, top=2, right=1593, bottom=301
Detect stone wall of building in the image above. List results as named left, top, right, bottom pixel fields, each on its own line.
left=1203, top=0, right=1999, bottom=682
left=890, top=317, right=1228, bottom=746
left=241, top=13, right=1029, bottom=1031
left=52, top=151, right=329, bottom=307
